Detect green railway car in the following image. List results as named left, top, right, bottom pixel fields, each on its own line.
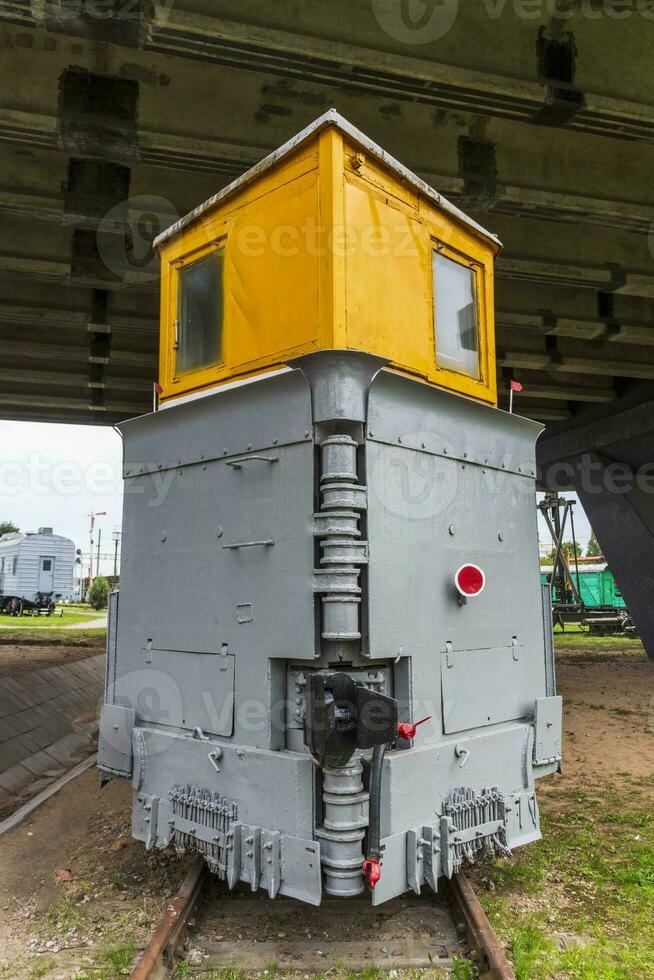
left=540, top=562, right=626, bottom=610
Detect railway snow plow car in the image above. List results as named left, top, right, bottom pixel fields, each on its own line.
left=98, top=111, right=562, bottom=906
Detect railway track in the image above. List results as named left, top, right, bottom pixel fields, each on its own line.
left=131, top=857, right=515, bottom=979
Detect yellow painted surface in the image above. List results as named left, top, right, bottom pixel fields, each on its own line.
left=157, top=124, right=499, bottom=406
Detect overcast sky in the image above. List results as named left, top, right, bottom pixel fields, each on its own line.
left=0, top=420, right=592, bottom=573
left=0, top=420, right=124, bottom=578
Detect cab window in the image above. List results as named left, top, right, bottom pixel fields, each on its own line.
left=176, top=251, right=224, bottom=375
left=432, top=250, right=480, bottom=379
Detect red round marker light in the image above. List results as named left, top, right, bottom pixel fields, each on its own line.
left=454, top=563, right=486, bottom=598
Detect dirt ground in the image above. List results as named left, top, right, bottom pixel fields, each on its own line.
left=0, top=639, right=651, bottom=978
left=554, top=642, right=654, bottom=780
left=0, top=640, right=104, bottom=678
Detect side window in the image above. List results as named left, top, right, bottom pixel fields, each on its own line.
left=432, top=249, right=480, bottom=379
left=176, top=251, right=224, bottom=375
left=12, top=556, right=17, bottom=574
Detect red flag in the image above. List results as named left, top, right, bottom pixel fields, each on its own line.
left=510, top=380, right=523, bottom=392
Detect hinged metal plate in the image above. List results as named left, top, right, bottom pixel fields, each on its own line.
left=98, top=703, right=135, bottom=777
left=134, top=650, right=235, bottom=737
left=533, top=695, right=563, bottom=764
left=441, top=646, right=531, bottom=734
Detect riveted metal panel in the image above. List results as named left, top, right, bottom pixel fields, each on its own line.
left=117, top=440, right=315, bottom=666
left=119, top=370, right=312, bottom=475
left=367, top=370, right=541, bottom=476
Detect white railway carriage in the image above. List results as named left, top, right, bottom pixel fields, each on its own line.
left=0, top=527, right=75, bottom=610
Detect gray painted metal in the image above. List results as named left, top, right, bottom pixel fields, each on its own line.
left=100, top=351, right=559, bottom=905
left=98, top=703, right=135, bottom=777
left=541, top=584, right=556, bottom=698
left=533, top=697, right=563, bottom=766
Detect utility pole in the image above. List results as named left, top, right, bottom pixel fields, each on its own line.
left=88, top=511, right=106, bottom=594
left=96, top=528, right=102, bottom=579
left=112, top=529, right=122, bottom=585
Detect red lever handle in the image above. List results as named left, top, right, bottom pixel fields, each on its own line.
left=396, top=715, right=432, bottom=741
left=362, top=858, right=382, bottom=888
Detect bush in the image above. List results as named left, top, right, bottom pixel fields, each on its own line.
left=89, top=576, right=109, bottom=610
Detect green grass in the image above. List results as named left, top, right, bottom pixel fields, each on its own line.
left=477, top=783, right=654, bottom=979
left=74, top=942, right=138, bottom=980
left=27, top=959, right=56, bottom=979
left=553, top=628, right=643, bottom=651
left=0, top=604, right=106, bottom=629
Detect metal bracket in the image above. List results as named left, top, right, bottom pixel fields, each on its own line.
left=260, top=829, right=282, bottom=899
left=421, top=824, right=440, bottom=893
left=226, top=823, right=241, bottom=889
left=138, top=794, right=159, bottom=851
left=240, top=825, right=262, bottom=892
left=406, top=828, right=426, bottom=895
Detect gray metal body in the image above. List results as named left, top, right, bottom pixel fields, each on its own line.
left=0, top=528, right=75, bottom=603
left=99, top=352, right=561, bottom=905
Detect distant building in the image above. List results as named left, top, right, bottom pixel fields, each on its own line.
left=0, top=527, right=75, bottom=607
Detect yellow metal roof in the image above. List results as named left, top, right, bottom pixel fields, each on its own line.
left=154, top=108, right=501, bottom=252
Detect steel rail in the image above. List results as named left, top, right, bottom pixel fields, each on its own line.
left=130, top=856, right=207, bottom=979
left=132, top=859, right=514, bottom=978
left=449, top=872, right=516, bottom=979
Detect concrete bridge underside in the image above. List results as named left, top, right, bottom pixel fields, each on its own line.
left=2, top=1, right=654, bottom=655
